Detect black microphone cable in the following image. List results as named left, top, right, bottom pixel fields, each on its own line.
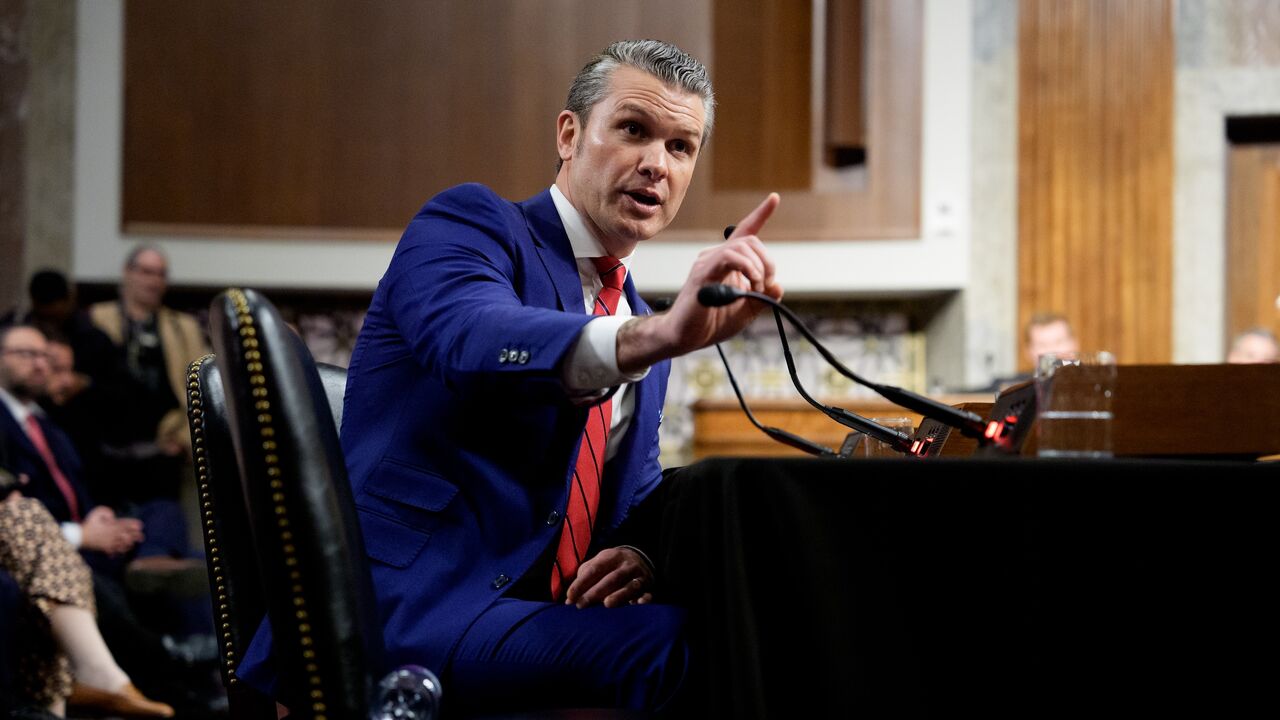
left=769, top=308, right=914, bottom=453
left=697, top=283, right=989, bottom=442
left=712, top=343, right=841, bottom=458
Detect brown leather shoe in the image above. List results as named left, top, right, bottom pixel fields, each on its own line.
left=67, top=682, right=175, bottom=718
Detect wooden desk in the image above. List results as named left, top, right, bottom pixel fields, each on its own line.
left=691, top=394, right=993, bottom=459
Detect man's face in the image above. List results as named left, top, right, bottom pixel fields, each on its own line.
left=1025, top=320, right=1079, bottom=367
left=45, top=342, right=77, bottom=405
left=1227, top=334, right=1279, bottom=364
left=556, top=65, right=706, bottom=256
left=123, top=249, right=169, bottom=311
left=0, top=328, right=51, bottom=401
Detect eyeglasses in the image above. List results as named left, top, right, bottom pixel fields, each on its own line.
left=0, top=348, right=53, bottom=363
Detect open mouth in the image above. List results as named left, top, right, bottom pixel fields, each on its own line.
left=624, top=190, right=660, bottom=207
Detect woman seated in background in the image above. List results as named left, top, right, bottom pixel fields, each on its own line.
left=0, top=480, right=173, bottom=719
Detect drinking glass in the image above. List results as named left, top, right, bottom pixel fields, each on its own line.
left=1034, top=351, right=1116, bottom=458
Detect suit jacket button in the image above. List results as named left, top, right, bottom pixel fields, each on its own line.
left=492, top=574, right=510, bottom=590
left=498, top=349, right=508, bottom=363
left=518, top=350, right=530, bottom=364
left=546, top=510, right=560, bottom=525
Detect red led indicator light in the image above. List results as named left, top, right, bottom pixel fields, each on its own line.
left=1005, top=414, right=1018, bottom=424
left=911, top=440, right=924, bottom=454
left=985, top=421, right=1001, bottom=439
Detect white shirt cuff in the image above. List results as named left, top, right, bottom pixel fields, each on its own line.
left=60, top=521, right=83, bottom=549
left=563, top=316, right=651, bottom=393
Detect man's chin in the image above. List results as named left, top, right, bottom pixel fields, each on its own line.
left=611, top=218, right=668, bottom=245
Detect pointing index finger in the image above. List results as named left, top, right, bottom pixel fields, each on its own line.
left=728, top=192, right=780, bottom=240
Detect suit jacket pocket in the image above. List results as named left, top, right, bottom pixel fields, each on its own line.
left=359, top=510, right=432, bottom=569
left=356, top=458, right=459, bottom=566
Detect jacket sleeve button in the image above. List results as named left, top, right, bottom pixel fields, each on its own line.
left=518, top=350, right=530, bottom=364
left=546, top=510, right=561, bottom=525
left=492, top=574, right=510, bottom=590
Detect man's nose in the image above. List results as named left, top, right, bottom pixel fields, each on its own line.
left=637, top=143, right=668, bottom=180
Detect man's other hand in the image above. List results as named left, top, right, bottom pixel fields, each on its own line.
left=565, top=546, right=655, bottom=609
left=617, top=193, right=783, bottom=372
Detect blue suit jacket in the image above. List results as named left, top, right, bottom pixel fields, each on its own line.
left=0, top=406, right=94, bottom=524
left=242, top=184, right=670, bottom=686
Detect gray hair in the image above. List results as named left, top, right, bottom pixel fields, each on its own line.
left=124, top=243, right=167, bottom=270
left=558, top=40, right=715, bottom=171
left=1233, top=327, right=1278, bottom=346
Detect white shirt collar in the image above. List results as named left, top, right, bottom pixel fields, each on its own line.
left=549, top=185, right=634, bottom=271
left=0, top=386, right=38, bottom=428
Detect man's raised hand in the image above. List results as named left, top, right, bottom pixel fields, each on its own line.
left=617, top=193, right=784, bottom=373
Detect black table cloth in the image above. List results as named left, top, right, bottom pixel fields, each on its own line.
left=651, top=457, right=1277, bottom=717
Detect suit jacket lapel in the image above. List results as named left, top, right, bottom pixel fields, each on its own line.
left=520, top=190, right=584, bottom=314
left=0, top=403, right=40, bottom=464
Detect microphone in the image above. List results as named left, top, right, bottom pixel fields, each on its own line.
left=699, top=283, right=989, bottom=441
left=768, top=309, right=913, bottom=453
left=697, top=284, right=740, bottom=308
left=712, top=344, right=843, bottom=458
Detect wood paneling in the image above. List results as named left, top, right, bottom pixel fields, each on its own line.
left=123, top=0, right=920, bottom=241
left=1225, top=143, right=1280, bottom=343
left=691, top=395, right=989, bottom=459
left=824, top=0, right=865, bottom=165
left=1017, top=0, right=1173, bottom=370
left=712, top=0, right=812, bottom=190
left=683, top=0, right=921, bottom=239
left=123, top=0, right=709, bottom=231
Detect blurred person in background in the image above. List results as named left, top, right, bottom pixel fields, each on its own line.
left=0, top=324, right=216, bottom=716
left=0, top=486, right=174, bottom=718
left=1, top=270, right=120, bottom=392
left=1226, top=327, right=1279, bottom=364
left=977, top=313, right=1081, bottom=392
left=1022, top=312, right=1080, bottom=369
left=88, top=246, right=206, bottom=508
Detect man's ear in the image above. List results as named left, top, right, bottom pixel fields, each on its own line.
left=556, top=110, right=579, bottom=163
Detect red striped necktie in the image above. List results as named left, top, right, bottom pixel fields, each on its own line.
left=551, top=256, right=627, bottom=600
left=24, top=414, right=82, bottom=522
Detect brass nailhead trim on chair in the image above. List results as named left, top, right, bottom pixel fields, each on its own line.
left=186, top=354, right=240, bottom=686
left=226, top=289, right=328, bottom=719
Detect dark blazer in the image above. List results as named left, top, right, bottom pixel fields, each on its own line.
left=0, top=404, right=93, bottom=524
left=242, top=184, right=671, bottom=684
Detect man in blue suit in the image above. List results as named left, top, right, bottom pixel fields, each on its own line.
left=252, top=40, right=784, bottom=712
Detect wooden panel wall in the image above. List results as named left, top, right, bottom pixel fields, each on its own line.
left=123, top=0, right=708, bottom=232
left=1226, top=143, right=1280, bottom=344
left=123, top=0, right=921, bottom=241
left=824, top=0, right=866, bottom=165
left=1017, top=0, right=1173, bottom=369
left=712, top=0, right=812, bottom=190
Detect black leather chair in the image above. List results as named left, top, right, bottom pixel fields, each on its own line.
left=190, top=288, right=439, bottom=720
left=187, top=353, right=351, bottom=718
left=186, top=353, right=278, bottom=718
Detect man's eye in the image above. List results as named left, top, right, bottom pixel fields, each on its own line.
left=623, top=122, right=641, bottom=135
left=672, top=140, right=689, bottom=154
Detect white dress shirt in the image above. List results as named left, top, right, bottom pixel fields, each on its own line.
left=551, top=185, right=651, bottom=461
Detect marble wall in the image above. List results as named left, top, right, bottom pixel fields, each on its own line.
left=23, top=0, right=75, bottom=281
left=965, top=0, right=1020, bottom=385
left=1174, top=0, right=1280, bottom=362
left=0, top=0, right=28, bottom=309
left=0, top=0, right=75, bottom=313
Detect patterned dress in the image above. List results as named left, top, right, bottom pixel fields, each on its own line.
left=0, top=495, right=95, bottom=706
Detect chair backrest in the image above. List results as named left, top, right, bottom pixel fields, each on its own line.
left=186, top=354, right=278, bottom=718
left=187, top=355, right=350, bottom=718
left=208, top=288, right=384, bottom=719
